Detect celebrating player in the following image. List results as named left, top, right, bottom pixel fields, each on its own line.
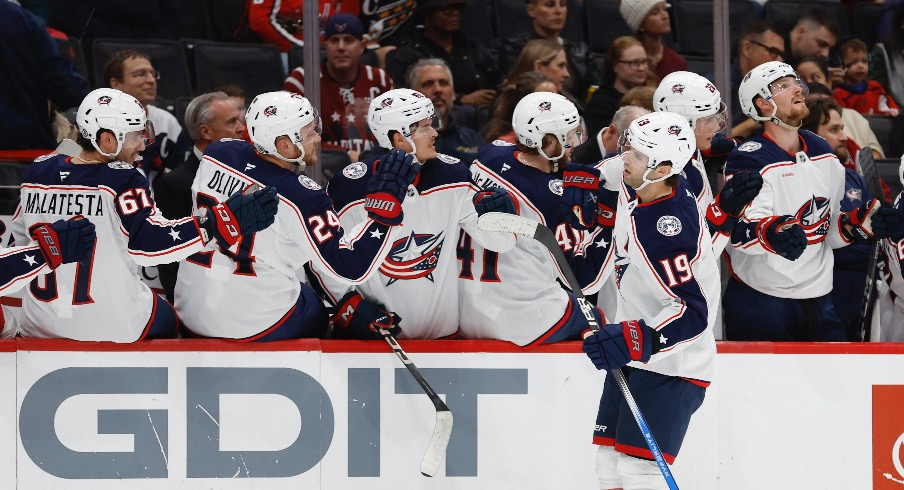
left=318, top=88, right=515, bottom=340
left=175, top=91, right=418, bottom=341
left=11, top=88, right=278, bottom=342
left=581, top=112, right=720, bottom=490
left=459, top=91, right=605, bottom=345
left=723, top=61, right=899, bottom=341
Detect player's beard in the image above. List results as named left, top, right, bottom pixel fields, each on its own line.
left=834, top=144, right=850, bottom=162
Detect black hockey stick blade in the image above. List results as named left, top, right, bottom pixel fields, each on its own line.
left=381, top=330, right=452, bottom=477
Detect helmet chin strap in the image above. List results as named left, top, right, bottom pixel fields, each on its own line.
left=538, top=142, right=567, bottom=173
left=762, top=99, right=802, bottom=132
left=635, top=167, right=670, bottom=191
left=271, top=140, right=307, bottom=170
left=405, top=136, right=422, bottom=164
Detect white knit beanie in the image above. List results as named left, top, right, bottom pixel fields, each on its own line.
left=619, top=0, right=665, bottom=32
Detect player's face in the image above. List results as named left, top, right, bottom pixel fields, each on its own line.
left=818, top=109, right=849, bottom=162
left=769, top=76, right=809, bottom=124
left=796, top=61, right=827, bottom=87
left=640, top=2, right=671, bottom=36
left=527, top=0, right=566, bottom=33
left=325, top=33, right=364, bottom=71
left=621, top=147, right=652, bottom=189
left=415, top=66, right=454, bottom=118
left=410, top=118, right=438, bottom=162
left=112, top=57, right=158, bottom=106
left=300, top=119, right=322, bottom=165
left=537, top=50, right=570, bottom=92
left=693, top=108, right=727, bottom=151
left=201, top=99, right=245, bottom=143
left=614, top=45, right=649, bottom=88
left=117, top=130, right=148, bottom=164
left=841, top=50, right=869, bottom=83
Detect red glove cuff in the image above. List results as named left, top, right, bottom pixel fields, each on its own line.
left=365, top=192, right=402, bottom=223
left=621, top=320, right=646, bottom=362
left=563, top=170, right=599, bottom=190
left=31, top=225, right=62, bottom=269
left=212, top=202, right=241, bottom=246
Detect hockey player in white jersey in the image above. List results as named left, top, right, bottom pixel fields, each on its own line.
left=175, top=91, right=419, bottom=341
left=0, top=218, right=95, bottom=336
left=459, top=91, right=607, bottom=345
left=581, top=112, right=720, bottom=490
left=11, top=88, right=279, bottom=342
left=878, top=161, right=904, bottom=340
left=723, top=61, right=900, bottom=341
left=320, top=88, right=515, bottom=340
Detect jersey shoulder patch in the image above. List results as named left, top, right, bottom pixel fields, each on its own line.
left=737, top=141, right=762, bottom=153
left=548, top=179, right=563, bottom=196
left=107, top=161, right=134, bottom=170
left=436, top=153, right=460, bottom=164
left=342, top=161, right=368, bottom=179
left=33, top=154, right=55, bottom=163
left=492, top=139, right=516, bottom=146
left=656, top=215, right=683, bottom=236
left=298, top=175, right=322, bottom=190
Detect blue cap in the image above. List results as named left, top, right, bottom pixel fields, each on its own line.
left=324, top=13, right=364, bottom=40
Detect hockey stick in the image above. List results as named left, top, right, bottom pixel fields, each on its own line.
left=855, top=148, right=887, bottom=341
left=476, top=212, right=680, bottom=490
left=380, top=330, right=453, bottom=477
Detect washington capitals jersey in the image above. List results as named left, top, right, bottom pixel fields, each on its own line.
left=610, top=179, right=719, bottom=382
left=319, top=150, right=516, bottom=339
left=725, top=131, right=849, bottom=299
left=460, top=142, right=577, bottom=345
left=283, top=64, right=394, bottom=155
left=174, top=140, right=399, bottom=339
left=11, top=154, right=207, bottom=342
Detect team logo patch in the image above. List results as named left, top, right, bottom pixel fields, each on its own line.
left=794, top=195, right=831, bottom=243
left=97, top=95, right=112, bottom=105
left=538, top=101, right=552, bottom=112
left=411, top=92, right=425, bottom=98
left=343, top=162, right=367, bottom=179
left=264, top=105, right=278, bottom=117
left=737, top=141, right=762, bottom=152
left=380, top=231, right=444, bottom=285
left=34, top=154, right=55, bottom=162
left=108, top=161, right=133, bottom=170
left=548, top=179, right=563, bottom=196
left=656, top=215, right=682, bottom=236
left=298, top=175, right=322, bottom=190
left=491, top=139, right=515, bottom=146
left=381, top=97, right=393, bottom=107
left=846, top=187, right=863, bottom=202
left=671, top=83, right=685, bottom=94
left=436, top=153, right=460, bottom=164
left=334, top=22, right=347, bottom=32
left=668, top=125, right=682, bottom=135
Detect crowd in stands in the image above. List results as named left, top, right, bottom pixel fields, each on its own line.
left=3, top=0, right=904, bottom=344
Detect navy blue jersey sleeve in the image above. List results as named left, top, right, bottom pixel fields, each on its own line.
left=0, top=245, right=48, bottom=296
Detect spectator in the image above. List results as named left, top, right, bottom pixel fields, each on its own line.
left=482, top=72, right=557, bottom=143
left=803, top=72, right=886, bottom=160
left=499, top=0, right=598, bottom=101
left=788, top=9, right=843, bottom=84
left=0, top=1, right=90, bottom=150
left=51, top=0, right=180, bottom=51
left=870, top=0, right=904, bottom=108
left=833, top=38, right=900, bottom=117
left=619, top=0, right=687, bottom=81
left=584, top=36, right=652, bottom=140
left=619, top=85, right=655, bottom=111
left=283, top=13, right=394, bottom=162
left=247, top=0, right=358, bottom=52
left=104, top=49, right=191, bottom=181
left=796, top=56, right=830, bottom=88
left=386, top=0, right=501, bottom=109
left=731, top=20, right=786, bottom=138
left=801, top=94, right=875, bottom=338
left=210, top=82, right=248, bottom=126
left=153, top=92, right=246, bottom=302
left=407, top=58, right=485, bottom=163
left=505, top=40, right=573, bottom=98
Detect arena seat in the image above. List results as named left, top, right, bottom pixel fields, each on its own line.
left=492, top=0, right=586, bottom=47
left=851, top=3, right=883, bottom=50
left=191, top=41, right=284, bottom=100
left=584, top=0, right=633, bottom=53
left=92, top=39, right=192, bottom=102
left=763, top=0, right=849, bottom=39
left=672, top=0, right=759, bottom=57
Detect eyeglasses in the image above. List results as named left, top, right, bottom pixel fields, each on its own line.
left=748, top=40, right=786, bottom=61
left=616, top=58, right=650, bottom=69
left=128, top=69, right=160, bottom=81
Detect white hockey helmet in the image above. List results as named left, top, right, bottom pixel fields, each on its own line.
left=368, top=89, right=437, bottom=156
left=512, top=92, right=584, bottom=162
left=622, top=111, right=695, bottom=190
left=246, top=91, right=321, bottom=168
left=653, top=71, right=727, bottom=134
left=738, top=61, right=809, bottom=130
left=76, top=88, right=152, bottom=158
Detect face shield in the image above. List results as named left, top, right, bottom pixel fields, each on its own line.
left=768, top=75, right=810, bottom=99
left=565, top=118, right=588, bottom=149
left=693, top=102, right=728, bottom=136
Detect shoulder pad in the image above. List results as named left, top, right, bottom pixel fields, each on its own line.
left=107, top=161, right=135, bottom=170
left=342, top=161, right=368, bottom=179
left=435, top=153, right=460, bottom=164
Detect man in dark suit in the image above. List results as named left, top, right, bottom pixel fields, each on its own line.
left=153, top=91, right=245, bottom=302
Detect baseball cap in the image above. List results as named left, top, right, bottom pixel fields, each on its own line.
left=324, top=13, right=364, bottom=40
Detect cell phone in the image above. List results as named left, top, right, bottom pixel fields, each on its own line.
left=828, top=51, right=843, bottom=69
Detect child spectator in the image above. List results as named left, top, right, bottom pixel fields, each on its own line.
left=833, top=38, right=900, bottom=116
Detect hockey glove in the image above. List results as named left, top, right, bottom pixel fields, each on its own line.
left=842, top=198, right=886, bottom=241
left=871, top=200, right=904, bottom=241
left=756, top=215, right=807, bottom=260
left=707, top=171, right=763, bottom=233
left=330, top=291, right=402, bottom=339
left=30, top=217, right=96, bottom=270
left=581, top=319, right=660, bottom=371
left=366, top=149, right=419, bottom=226
left=198, top=186, right=278, bottom=248
left=597, top=186, right=619, bottom=228
left=561, top=163, right=601, bottom=230
left=473, top=187, right=516, bottom=216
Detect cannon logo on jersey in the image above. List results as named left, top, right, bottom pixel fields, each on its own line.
left=737, top=141, right=762, bottom=152
left=298, top=175, right=322, bottom=190
left=380, top=231, right=444, bottom=284
left=657, top=215, right=682, bottom=237
left=794, top=195, right=831, bottom=243
left=343, top=162, right=368, bottom=179
left=548, top=180, right=563, bottom=196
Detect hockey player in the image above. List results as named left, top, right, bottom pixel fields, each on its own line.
left=0, top=219, right=95, bottom=336
left=581, top=112, right=720, bottom=490
left=320, top=88, right=515, bottom=340
left=11, top=88, right=279, bottom=343
left=723, top=61, right=899, bottom=341
left=458, top=91, right=604, bottom=345
left=175, top=91, right=419, bottom=341
left=879, top=161, right=904, bottom=340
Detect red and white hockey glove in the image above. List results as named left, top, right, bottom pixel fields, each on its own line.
left=197, top=186, right=278, bottom=248
left=29, top=217, right=96, bottom=270
left=841, top=198, right=881, bottom=241
left=581, top=319, right=660, bottom=371
left=330, top=291, right=402, bottom=339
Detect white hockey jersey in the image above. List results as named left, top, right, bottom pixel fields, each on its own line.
left=320, top=151, right=516, bottom=339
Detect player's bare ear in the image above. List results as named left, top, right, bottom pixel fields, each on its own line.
left=391, top=131, right=406, bottom=148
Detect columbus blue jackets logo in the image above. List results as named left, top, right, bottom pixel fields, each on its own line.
left=97, top=95, right=112, bottom=105
left=298, top=175, right=322, bottom=190
left=342, top=162, right=367, bottom=179
left=613, top=247, right=629, bottom=289
left=657, top=215, right=682, bottom=236
left=264, top=105, right=278, bottom=117
left=667, top=125, right=682, bottom=136
left=671, top=84, right=685, bottom=94
left=737, top=141, right=762, bottom=152
left=845, top=187, right=863, bottom=204
left=381, top=97, right=393, bottom=107
left=538, top=101, right=552, bottom=112
left=380, top=231, right=444, bottom=284
left=548, top=179, right=563, bottom=196
left=794, top=195, right=831, bottom=243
